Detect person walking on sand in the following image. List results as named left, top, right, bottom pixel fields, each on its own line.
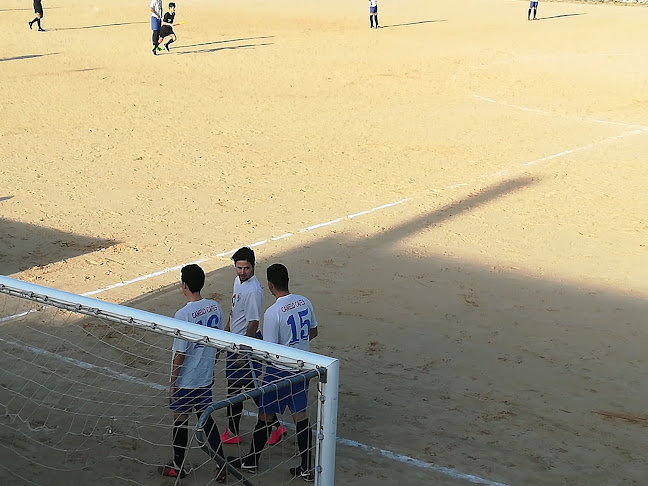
left=28, top=0, right=45, bottom=31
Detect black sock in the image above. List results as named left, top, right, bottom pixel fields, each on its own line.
left=36, top=18, right=41, bottom=29
left=249, top=419, right=270, bottom=462
left=370, top=16, right=374, bottom=27
left=202, top=414, right=225, bottom=460
left=228, top=402, right=243, bottom=436
left=166, top=38, right=175, bottom=46
left=173, top=419, right=189, bottom=469
left=296, top=419, right=312, bottom=471
left=375, top=15, right=379, bottom=27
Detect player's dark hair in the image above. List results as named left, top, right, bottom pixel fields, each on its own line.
left=169, top=2, right=175, bottom=7
left=232, top=247, right=256, bottom=267
left=181, top=264, right=205, bottom=293
left=267, top=263, right=289, bottom=291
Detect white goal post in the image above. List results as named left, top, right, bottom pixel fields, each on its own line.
left=0, top=275, right=339, bottom=486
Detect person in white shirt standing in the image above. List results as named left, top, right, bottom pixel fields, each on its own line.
left=229, top=263, right=318, bottom=482
left=150, top=0, right=163, bottom=55
left=369, top=0, right=380, bottom=29
left=220, top=246, right=264, bottom=444
left=160, top=264, right=227, bottom=483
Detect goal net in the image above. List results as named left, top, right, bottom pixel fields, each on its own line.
left=0, top=275, right=338, bottom=486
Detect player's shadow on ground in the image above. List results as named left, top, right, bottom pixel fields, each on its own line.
left=380, top=19, right=447, bottom=29
left=176, top=36, right=274, bottom=50
left=536, top=13, right=586, bottom=20
left=51, top=21, right=147, bottom=31
left=0, top=53, right=60, bottom=62
left=176, top=42, right=273, bottom=56
left=0, top=218, right=117, bottom=275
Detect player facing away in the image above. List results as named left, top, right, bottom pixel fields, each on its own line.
left=28, top=0, right=45, bottom=31
left=528, top=1, right=539, bottom=20
left=220, top=246, right=264, bottom=445
left=150, top=0, right=163, bottom=55
left=228, top=263, right=319, bottom=482
left=159, top=2, right=177, bottom=52
left=369, top=0, right=380, bottom=29
left=160, top=264, right=227, bottom=482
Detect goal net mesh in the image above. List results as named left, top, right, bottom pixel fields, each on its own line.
left=0, top=276, right=337, bottom=486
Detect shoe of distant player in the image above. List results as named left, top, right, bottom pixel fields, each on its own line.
left=268, top=425, right=288, bottom=446
left=220, top=429, right=242, bottom=444
left=38, top=28, right=45, bottom=32
left=158, top=462, right=186, bottom=478
left=157, top=46, right=163, bottom=51
left=164, top=43, right=170, bottom=52
left=29, top=21, right=33, bottom=30
left=290, top=466, right=314, bottom=482
left=227, top=455, right=258, bottom=473
left=152, top=48, right=157, bottom=56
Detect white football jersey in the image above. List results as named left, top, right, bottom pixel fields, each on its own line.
left=172, top=299, right=223, bottom=388
left=263, top=294, right=317, bottom=352
left=229, top=275, right=263, bottom=336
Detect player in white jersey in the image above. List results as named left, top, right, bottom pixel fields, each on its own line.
left=220, top=246, right=264, bottom=444
left=160, top=264, right=227, bottom=482
left=369, top=0, right=380, bottom=28
left=528, top=1, right=539, bottom=20
left=150, top=0, right=163, bottom=55
left=229, top=263, right=318, bottom=482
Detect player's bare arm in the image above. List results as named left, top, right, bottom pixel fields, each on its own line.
left=245, top=319, right=259, bottom=338
left=169, top=351, right=185, bottom=393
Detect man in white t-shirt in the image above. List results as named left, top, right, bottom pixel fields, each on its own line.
left=220, top=246, right=264, bottom=444
left=159, top=264, right=227, bottom=482
left=229, top=263, right=318, bottom=482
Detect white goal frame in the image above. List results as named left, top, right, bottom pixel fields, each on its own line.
left=0, top=275, right=339, bottom=486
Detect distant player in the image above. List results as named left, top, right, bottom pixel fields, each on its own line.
left=369, top=0, right=380, bottom=29
left=528, top=1, right=539, bottom=20
left=160, top=264, right=227, bottom=482
left=150, top=0, right=163, bottom=55
left=229, top=263, right=319, bottom=482
left=28, top=0, right=45, bottom=32
left=159, top=2, right=177, bottom=52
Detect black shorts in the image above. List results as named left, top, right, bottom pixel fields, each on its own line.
left=160, top=26, right=174, bottom=37
left=34, top=0, right=44, bottom=15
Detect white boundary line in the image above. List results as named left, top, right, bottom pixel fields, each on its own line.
left=473, top=94, right=648, bottom=129
left=0, top=337, right=510, bottom=486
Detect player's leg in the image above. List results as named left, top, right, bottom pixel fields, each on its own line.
left=375, top=9, right=380, bottom=28
left=198, top=412, right=227, bottom=483
left=288, top=379, right=313, bottom=481
left=165, top=32, right=176, bottom=51
left=267, top=414, right=288, bottom=445
left=223, top=380, right=244, bottom=442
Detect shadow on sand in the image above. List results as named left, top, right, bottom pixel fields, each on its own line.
left=0, top=218, right=117, bottom=275
left=0, top=53, right=60, bottom=62
left=380, top=19, right=447, bottom=29
left=536, top=13, right=586, bottom=20
left=176, top=42, right=273, bottom=55
left=51, top=21, right=147, bottom=32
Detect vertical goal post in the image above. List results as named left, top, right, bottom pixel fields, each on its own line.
left=0, top=275, right=339, bottom=486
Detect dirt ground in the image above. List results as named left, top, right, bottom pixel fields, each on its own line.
left=1, top=0, right=647, bottom=484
